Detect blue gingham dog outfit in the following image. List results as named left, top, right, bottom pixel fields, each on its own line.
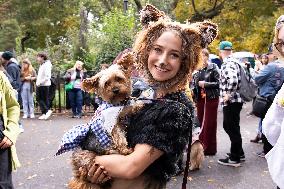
left=56, top=101, right=119, bottom=156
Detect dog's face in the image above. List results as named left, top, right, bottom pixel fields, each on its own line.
left=82, top=53, right=133, bottom=104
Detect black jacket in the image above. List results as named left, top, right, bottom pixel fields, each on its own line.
left=192, top=63, right=220, bottom=101
left=5, top=62, right=21, bottom=91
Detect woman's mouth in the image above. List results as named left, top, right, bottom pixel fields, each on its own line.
left=155, top=65, right=169, bottom=72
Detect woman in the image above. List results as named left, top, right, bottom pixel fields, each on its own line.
left=84, top=5, right=218, bottom=189
left=254, top=54, right=269, bottom=74
left=65, top=61, right=85, bottom=118
left=0, top=70, right=21, bottom=188
left=262, top=15, right=284, bottom=189
left=20, top=58, right=37, bottom=119
left=192, top=48, right=220, bottom=156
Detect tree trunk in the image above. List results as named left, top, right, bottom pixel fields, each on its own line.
left=20, top=32, right=31, bottom=53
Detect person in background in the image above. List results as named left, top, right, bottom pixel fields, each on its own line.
left=262, top=14, right=284, bottom=189
left=0, top=70, right=21, bottom=188
left=254, top=54, right=269, bottom=74
left=64, top=61, right=85, bottom=118
left=192, top=48, right=220, bottom=156
left=36, top=52, right=53, bottom=120
left=1, top=51, right=24, bottom=133
left=218, top=41, right=245, bottom=167
left=250, top=53, right=270, bottom=144
left=254, top=44, right=284, bottom=158
left=20, top=58, right=37, bottom=119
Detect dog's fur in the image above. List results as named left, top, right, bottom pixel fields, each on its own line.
left=189, top=141, right=204, bottom=171
left=69, top=53, right=143, bottom=189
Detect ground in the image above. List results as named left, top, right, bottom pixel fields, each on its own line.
left=13, top=102, right=276, bottom=189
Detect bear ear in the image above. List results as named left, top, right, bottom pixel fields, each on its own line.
left=81, top=75, right=100, bottom=93
left=140, top=4, right=167, bottom=28
left=116, top=52, right=134, bottom=72
left=192, top=21, right=218, bottom=48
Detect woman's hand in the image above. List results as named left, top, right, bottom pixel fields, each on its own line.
left=87, top=164, right=111, bottom=184
left=0, top=136, right=13, bottom=149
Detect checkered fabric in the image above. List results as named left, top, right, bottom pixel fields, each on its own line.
left=55, top=101, right=114, bottom=156
left=220, top=56, right=243, bottom=107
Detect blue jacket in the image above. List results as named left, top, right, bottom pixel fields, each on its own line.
left=254, top=62, right=284, bottom=98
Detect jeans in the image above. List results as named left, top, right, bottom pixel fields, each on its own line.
left=21, top=82, right=34, bottom=116
left=68, top=88, right=83, bottom=116
left=36, top=86, right=49, bottom=114
left=223, top=102, right=244, bottom=161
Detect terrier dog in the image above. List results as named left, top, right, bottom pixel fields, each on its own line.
left=64, top=53, right=143, bottom=189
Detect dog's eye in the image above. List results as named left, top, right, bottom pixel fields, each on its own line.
left=115, top=77, right=123, bottom=82
left=105, top=81, right=110, bottom=87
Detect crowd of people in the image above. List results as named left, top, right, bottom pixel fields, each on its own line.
left=0, top=3, right=283, bottom=189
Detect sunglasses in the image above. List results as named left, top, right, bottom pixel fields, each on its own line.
left=274, top=41, right=284, bottom=53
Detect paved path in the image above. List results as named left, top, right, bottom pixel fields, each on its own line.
left=13, top=103, right=276, bottom=189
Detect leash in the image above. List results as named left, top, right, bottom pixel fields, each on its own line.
left=182, top=141, right=191, bottom=189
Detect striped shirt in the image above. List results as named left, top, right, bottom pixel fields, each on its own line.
left=220, top=56, right=243, bottom=107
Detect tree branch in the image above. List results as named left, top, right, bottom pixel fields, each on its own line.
left=133, top=0, right=142, bottom=11
left=191, top=0, right=199, bottom=14
left=171, top=0, right=179, bottom=10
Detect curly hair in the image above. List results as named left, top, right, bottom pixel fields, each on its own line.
left=132, top=4, right=218, bottom=94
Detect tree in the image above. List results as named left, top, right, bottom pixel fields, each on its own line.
left=0, top=19, right=21, bottom=51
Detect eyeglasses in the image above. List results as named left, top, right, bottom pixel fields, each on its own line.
left=274, top=41, right=284, bottom=53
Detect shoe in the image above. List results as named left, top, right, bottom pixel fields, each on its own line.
left=45, top=110, right=52, bottom=119
left=226, top=153, right=246, bottom=162
left=218, top=157, right=241, bottom=167
left=22, top=114, right=28, bottom=119
left=30, top=114, right=35, bottom=119
left=250, top=135, right=261, bottom=143
left=256, top=151, right=265, bottom=158
left=19, top=123, right=24, bottom=133
left=38, top=114, right=46, bottom=120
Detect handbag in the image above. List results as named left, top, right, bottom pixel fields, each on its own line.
left=252, top=95, right=272, bottom=118
left=64, top=82, right=74, bottom=91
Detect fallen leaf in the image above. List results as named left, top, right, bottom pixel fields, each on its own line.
left=208, top=179, right=215, bottom=182
left=27, top=174, right=37, bottom=180
left=187, top=176, right=193, bottom=181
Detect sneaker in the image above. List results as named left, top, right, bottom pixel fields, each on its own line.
left=19, top=123, right=24, bottom=133
left=226, top=153, right=246, bottom=162
left=38, top=114, right=46, bottom=120
left=22, top=114, right=28, bottom=119
left=30, top=114, right=35, bottom=119
left=256, top=151, right=266, bottom=158
left=218, top=157, right=241, bottom=167
left=45, top=110, right=53, bottom=119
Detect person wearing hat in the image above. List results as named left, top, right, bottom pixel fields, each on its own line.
left=217, top=41, right=245, bottom=167
left=0, top=51, right=21, bottom=93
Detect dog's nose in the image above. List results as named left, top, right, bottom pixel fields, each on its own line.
left=112, top=88, right=120, bottom=94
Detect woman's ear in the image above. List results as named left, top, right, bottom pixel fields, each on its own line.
left=81, top=75, right=100, bottom=93
left=140, top=4, right=168, bottom=28
left=116, top=52, right=134, bottom=73
left=191, top=21, right=218, bottom=48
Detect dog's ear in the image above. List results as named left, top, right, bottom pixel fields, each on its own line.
left=116, top=52, right=134, bottom=72
left=140, top=4, right=168, bottom=28
left=81, top=75, right=100, bottom=93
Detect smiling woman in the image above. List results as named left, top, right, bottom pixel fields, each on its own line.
left=83, top=4, right=218, bottom=189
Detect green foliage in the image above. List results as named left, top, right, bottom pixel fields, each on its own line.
left=0, top=19, right=21, bottom=51
left=89, top=8, right=139, bottom=69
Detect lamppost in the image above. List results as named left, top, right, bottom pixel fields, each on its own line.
left=123, top=0, right=128, bottom=13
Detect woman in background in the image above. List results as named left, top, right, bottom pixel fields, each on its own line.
left=65, top=61, right=85, bottom=118
left=20, top=58, right=36, bottom=118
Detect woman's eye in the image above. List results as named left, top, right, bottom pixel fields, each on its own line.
left=154, top=47, right=162, bottom=53
left=171, top=53, right=180, bottom=59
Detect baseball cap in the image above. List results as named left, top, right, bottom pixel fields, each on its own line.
left=219, top=41, right=233, bottom=50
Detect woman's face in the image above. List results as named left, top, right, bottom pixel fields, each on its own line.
left=23, top=62, right=29, bottom=69
left=147, top=31, right=182, bottom=82
left=261, top=56, right=269, bottom=65
left=276, top=26, right=284, bottom=58
left=202, top=53, right=209, bottom=67
left=76, top=63, right=83, bottom=70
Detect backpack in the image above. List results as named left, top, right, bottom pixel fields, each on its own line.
left=237, top=63, right=257, bottom=102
